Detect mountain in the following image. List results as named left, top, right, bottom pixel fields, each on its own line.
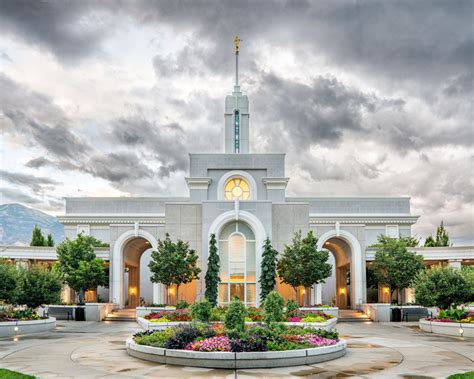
left=0, top=203, right=65, bottom=246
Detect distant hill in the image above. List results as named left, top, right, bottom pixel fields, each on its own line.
left=0, top=203, right=65, bottom=246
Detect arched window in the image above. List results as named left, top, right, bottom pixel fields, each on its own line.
left=224, top=177, right=250, bottom=201
left=218, top=221, right=256, bottom=306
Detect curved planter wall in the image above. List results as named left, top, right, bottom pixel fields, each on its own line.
left=126, top=338, right=346, bottom=369
left=0, top=317, right=56, bottom=338
left=419, top=319, right=474, bottom=338
left=137, top=317, right=338, bottom=331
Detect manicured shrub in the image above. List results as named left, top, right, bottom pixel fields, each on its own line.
left=176, top=300, right=189, bottom=309
left=412, top=265, right=473, bottom=309
left=225, top=297, right=246, bottom=331
left=0, top=260, right=18, bottom=304
left=263, top=291, right=284, bottom=323
left=210, top=307, right=226, bottom=321
left=16, top=264, right=63, bottom=308
left=190, top=299, right=212, bottom=322
left=286, top=299, right=299, bottom=317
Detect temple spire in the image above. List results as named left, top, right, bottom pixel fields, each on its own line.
left=234, top=34, right=242, bottom=90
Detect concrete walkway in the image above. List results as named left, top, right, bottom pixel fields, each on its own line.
left=0, top=320, right=472, bottom=378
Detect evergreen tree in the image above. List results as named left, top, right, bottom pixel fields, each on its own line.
left=46, top=233, right=54, bottom=247
left=259, top=238, right=278, bottom=303
left=149, top=234, right=201, bottom=305
left=30, top=225, right=46, bottom=246
left=204, top=233, right=220, bottom=307
left=424, top=221, right=451, bottom=247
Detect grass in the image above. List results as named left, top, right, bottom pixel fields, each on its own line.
left=447, top=372, right=474, bottom=379
left=0, top=368, right=35, bottom=378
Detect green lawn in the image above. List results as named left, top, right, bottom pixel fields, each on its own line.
left=447, top=372, right=474, bottom=379
left=0, top=369, right=35, bottom=379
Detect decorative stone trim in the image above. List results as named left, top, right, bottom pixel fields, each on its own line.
left=185, top=177, right=212, bottom=189
left=126, top=338, right=347, bottom=369
left=419, top=319, right=474, bottom=338
left=59, top=216, right=165, bottom=224
left=0, top=318, right=56, bottom=338
left=262, top=177, right=289, bottom=189
left=310, top=216, right=419, bottom=225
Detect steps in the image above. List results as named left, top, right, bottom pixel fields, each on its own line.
left=104, top=308, right=136, bottom=321
left=338, top=309, right=371, bottom=322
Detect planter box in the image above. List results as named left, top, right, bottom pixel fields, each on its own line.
left=137, top=317, right=337, bottom=331
left=419, top=319, right=474, bottom=338
left=0, top=317, right=56, bottom=338
left=300, top=307, right=339, bottom=318
left=41, top=304, right=119, bottom=321
left=85, top=303, right=119, bottom=321
left=126, top=337, right=346, bottom=369
left=136, top=307, right=176, bottom=319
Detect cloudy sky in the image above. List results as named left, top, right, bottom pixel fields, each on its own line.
left=0, top=0, right=472, bottom=244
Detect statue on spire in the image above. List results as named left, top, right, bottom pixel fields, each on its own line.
left=234, top=34, right=241, bottom=55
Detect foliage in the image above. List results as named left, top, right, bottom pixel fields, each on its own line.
left=148, top=234, right=201, bottom=304
left=30, top=225, right=46, bottom=246
left=56, top=234, right=108, bottom=304
left=16, top=264, right=63, bottom=308
left=135, top=323, right=339, bottom=352
left=411, top=265, right=473, bottom=309
left=190, top=299, right=213, bottom=322
left=447, top=372, right=474, bottom=379
left=372, top=235, right=425, bottom=301
left=0, top=260, right=18, bottom=304
left=286, top=299, right=299, bottom=317
left=277, top=231, right=332, bottom=302
left=46, top=233, right=54, bottom=247
left=0, top=368, right=35, bottom=379
left=259, top=238, right=279, bottom=303
left=82, top=235, right=110, bottom=248
left=246, top=306, right=264, bottom=321
left=210, top=307, right=226, bottom=321
left=438, top=307, right=468, bottom=321
left=204, top=233, right=220, bottom=307
left=370, top=235, right=419, bottom=248
left=225, top=297, right=246, bottom=331
left=424, top=221, right=451, bottom=247
left=263, top=291, right=284, bottom=323
left=144, top=308, right=191, bottom=322
left=176, top=300, right=189, bottom=309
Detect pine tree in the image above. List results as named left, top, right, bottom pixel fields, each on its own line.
left=46, top=233, right=54, bottom=247
left=204, top=233, right=220, bottom=306
left=30, top=225, right=46, bottom=246
left=435, top=221, right=451, bottom=247
left=259, top=238, right=278, bottom=303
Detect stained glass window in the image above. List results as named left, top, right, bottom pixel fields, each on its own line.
left=224, top=177, right=250, bottom=201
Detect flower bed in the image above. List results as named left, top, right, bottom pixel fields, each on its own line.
left=143, top=308, right=192, bottom=322
left=419, top=318, right=474, bottom=338
left=128, top=323, right=346, bottom=368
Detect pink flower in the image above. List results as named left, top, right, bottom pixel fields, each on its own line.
left=287, top=317, right=302, bottom=322
left=185, top=336, right=232, bottom=352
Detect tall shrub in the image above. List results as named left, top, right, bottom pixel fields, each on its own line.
left=204, top=233, right=220, bottom=307
left=17, top=264, right=63, bottom=308
left=259, top=238, right=278, bottom=303
left=0, top=260, right=18, bottom=304
left=30, top=225, right=45, bottom=246
left=46, top=233, right=54, bottom=247
left=149, top=234, right=201, bottom=305
left=412, top=265, right=473, bottom=309
left=263, top=291, right=284, bottom=323
left=225, top=297, right=246, bottom=331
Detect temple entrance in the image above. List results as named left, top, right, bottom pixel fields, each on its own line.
left=122, top=237, right=153, bottom=308
left=320, top=238, right=352, bottom=309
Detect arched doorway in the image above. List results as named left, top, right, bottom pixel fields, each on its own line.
left=112, top=230, right=159, bottom=308
left=315, top=229, right=364, bottom=309
left=321, top=238, right=352, bottom=309
left=122, top=237, right=152, bottom=308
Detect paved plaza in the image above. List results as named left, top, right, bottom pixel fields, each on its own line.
left=0, top=321, right=472, bottom=378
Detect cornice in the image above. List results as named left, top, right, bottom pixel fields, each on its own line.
left=58, top=215, right=165, bottom=225
left=185, top=177, right=212, bottom=189
left=309, top=215, right=419, bottom=225
left=262, top=177, right=289, bottom=189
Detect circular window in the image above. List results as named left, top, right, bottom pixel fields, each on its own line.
left=224, top=177, right=250, bottom=201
